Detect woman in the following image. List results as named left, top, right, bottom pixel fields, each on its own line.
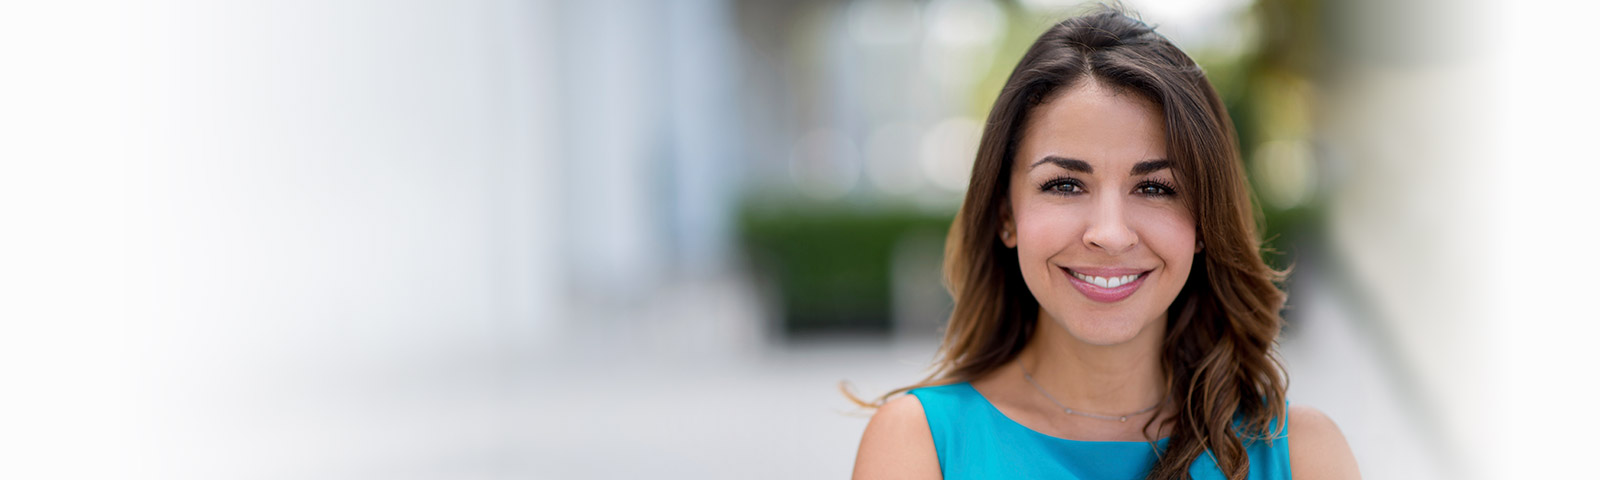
left=849, top=7, right=1358, bottom=480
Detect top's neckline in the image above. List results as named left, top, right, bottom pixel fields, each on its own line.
left=956, top=381, right=1171, bottom=446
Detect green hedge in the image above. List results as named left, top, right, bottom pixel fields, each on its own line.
left=739, top=202, right=954, bottom=336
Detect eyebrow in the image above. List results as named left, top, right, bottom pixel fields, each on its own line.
left=1130, top=159, right=1172, bottom=176
left=1029, top=156, right=1092, bottom=172
left=1030, top=156, right=1173, bottom=176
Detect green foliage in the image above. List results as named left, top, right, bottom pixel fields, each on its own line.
left=738, top=202, right=954, bottom=335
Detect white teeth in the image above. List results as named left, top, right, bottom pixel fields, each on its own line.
left=1071, top=271, right=1141, bottom=288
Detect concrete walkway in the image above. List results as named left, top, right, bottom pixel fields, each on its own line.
left=129, top=271, right=1442, bottom=479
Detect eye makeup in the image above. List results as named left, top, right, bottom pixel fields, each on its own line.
left=1038, top=176, right=1085, bottom=195
left=1035, top=175, right=1178, bottom=197
left=1135, top=178, right=1177, bottom=197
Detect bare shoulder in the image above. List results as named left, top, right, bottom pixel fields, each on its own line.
left=1287, top=404, right=1361, bottom=479
left=851, top=394, right=942, bottom=480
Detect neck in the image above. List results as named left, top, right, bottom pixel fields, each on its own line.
left=1016, top=309, right=1168, bottom=416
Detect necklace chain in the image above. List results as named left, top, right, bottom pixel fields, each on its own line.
left=1019, top=363, right=1167, bottom=423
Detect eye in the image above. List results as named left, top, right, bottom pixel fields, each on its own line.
left=1135, top=180, right=1177, bottom=197
left=1039, top=177, right=1085, bottom=195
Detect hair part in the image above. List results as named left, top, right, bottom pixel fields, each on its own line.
left=843, top=5, right=1288, bottom=479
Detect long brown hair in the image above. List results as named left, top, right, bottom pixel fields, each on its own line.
left=843, top=6, right=1288, bottom=479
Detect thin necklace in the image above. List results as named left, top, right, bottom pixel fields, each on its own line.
left=1019, top=363, right=1167, bottom=423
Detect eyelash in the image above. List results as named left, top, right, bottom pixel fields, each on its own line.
left=1037, top=176, right=1178, bottom=197
left=1138, top=178, right=1178, bottom=197
left=1038, top=176, right=1085, bottom=195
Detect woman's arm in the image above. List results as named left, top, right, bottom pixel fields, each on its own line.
left=851, top=394, right=942, bottom=480
left=1287, top=404, right=1361, bottom=479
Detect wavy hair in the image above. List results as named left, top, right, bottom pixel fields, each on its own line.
left=843, top=6, right=1289, bottom=479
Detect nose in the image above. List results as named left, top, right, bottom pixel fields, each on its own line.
left=1083, top=196, right=1137, bottom=255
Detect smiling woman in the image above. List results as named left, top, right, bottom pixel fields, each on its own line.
left=847, top=6, right=1358, bottom=480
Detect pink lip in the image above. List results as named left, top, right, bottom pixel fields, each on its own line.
left=1060, top=266, right=1150, bottom=303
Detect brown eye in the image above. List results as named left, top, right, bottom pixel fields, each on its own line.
left=1136, top=181, right=1176, bottom=197
left=1040, top=178, right=1085, bottom=195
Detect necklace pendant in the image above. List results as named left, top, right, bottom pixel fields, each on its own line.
left=1119, top=416, right=1127, bottom=422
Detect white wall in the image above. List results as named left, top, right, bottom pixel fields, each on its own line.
left=3, top=1, right=565, bottom=478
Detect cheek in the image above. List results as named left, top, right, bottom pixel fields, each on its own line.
left=1132, top=207, right=1196, bottom=268
left=1013, top=204, right=1086, bottom=259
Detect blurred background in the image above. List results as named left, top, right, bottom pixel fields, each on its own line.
left=1, top=0, right=1595, bottom=479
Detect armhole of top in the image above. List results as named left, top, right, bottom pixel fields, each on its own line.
left=907, top=387, right=948, bottom=475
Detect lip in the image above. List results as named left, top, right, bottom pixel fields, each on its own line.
left=1060, top=266, right=1151, bottom=303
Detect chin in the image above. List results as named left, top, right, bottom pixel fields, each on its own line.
left=1053, top=309, right=1155, bottom=346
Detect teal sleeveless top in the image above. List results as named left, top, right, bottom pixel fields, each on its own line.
left=909, top=382, right=1291, bottom=479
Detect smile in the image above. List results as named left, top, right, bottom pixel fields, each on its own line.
left=1061, top=267, right=1151, bottom=303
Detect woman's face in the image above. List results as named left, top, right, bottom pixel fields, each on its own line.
left=1001, top=80, right=1197, bottom=346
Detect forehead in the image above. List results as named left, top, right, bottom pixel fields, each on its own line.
left=1015, top=81, right=1167, bottom=172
